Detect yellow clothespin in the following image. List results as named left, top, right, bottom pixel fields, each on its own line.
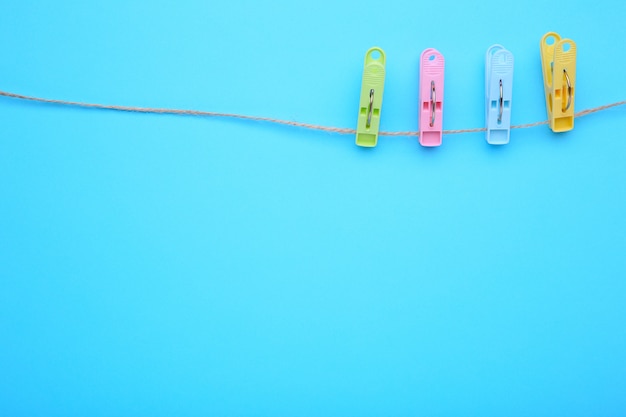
left=540, top=32, right=577, bottom=132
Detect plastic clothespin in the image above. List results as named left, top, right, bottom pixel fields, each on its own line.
left=419, top=48, right=445, bottom=147
left=540, top=32, right=577, bottom=132
left=485, top=45, right=514, bottom=145
left=356, top=47, right=386, bottom=147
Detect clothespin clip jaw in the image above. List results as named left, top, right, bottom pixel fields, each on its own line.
left=541, top=32, right=577, bottom=132
left=419, top=48, right=445, bottom=147
left=485, top=45, right=514, bottom=145
left=356, top=47, right=386, bottom=147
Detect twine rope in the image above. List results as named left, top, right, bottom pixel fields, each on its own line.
left=0, top=90, right=624, bottom=137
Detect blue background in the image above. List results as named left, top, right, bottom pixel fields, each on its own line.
left=1, top=1, right=625, bottom=416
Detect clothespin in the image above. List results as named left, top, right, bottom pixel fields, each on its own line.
left=540, top=32, right=577, bottom=132
left=418, top=49, right=445, bottom=147
left=356, top=47, right=386, bottom=147
left=485, top=45, right=514, bottom=145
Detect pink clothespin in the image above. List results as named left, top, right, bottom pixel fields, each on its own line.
left=419, top=48, right=445, bottom=147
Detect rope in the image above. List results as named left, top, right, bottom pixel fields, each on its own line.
left=0, top=90, right=624, bottom=137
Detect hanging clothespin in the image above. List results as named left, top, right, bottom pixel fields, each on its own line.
left=419, top=49, right=445, bottom=147
left=540, top=32, right=577, bottom=132
left=356, top=47, right=386, bottom=147
left=485, top=45, right=514, bottom=145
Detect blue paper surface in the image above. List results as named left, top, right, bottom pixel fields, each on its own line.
left=1, top=1, right=625, bottom=415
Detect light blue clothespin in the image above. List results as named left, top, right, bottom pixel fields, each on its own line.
left=485, top=45, right=514, bottom=145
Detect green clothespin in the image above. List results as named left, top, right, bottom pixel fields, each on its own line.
left=356, top=47, right=386, bottom=147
